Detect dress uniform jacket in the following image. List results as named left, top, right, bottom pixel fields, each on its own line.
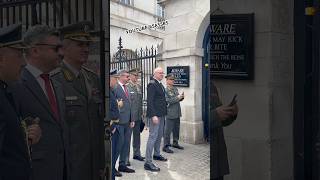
left=211, top=84, right=237, bottom=178
left=0, top=80, right=31, bottom=180
left=53, top=63, right=105, bottom=180
left=165, top=86, right=181, bottom=120
left=127, top=81, right=143, bottom=122
left=146, top=79, right=167, bottom=118
left=10, top=68, right=70, bottom=180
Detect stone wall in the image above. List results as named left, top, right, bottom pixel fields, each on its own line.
left=161, top=0, right=210, bottom=144
left=212, top=0, right=294, bottom=179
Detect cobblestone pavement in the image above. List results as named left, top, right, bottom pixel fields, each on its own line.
left=116, top=130, right=210, bottom=180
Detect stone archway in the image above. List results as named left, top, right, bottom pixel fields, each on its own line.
left=160, top=0, right=210, bottom=144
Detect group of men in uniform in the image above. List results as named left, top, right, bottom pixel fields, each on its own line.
left=109, top=68, right=145, bottom=179
left=0, top=19, right=189, bottom=180
left=0, top=21, right=106, bottom=180
left=109, top=66, right=186, bottom=176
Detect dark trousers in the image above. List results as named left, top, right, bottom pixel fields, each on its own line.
left=118, top=123, right=132, bottom=167
left=131, top=120, right=142, bottom=157
left=111, top=127, right=120, bottom=180
left=164, top=118, right=180, bottom=146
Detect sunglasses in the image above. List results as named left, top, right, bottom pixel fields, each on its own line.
left=34, top=43, right=63, bottom=52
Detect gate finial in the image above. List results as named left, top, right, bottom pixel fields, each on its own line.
left=118, top=37, right=123, bottom=51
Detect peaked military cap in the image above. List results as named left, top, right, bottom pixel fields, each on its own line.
left=0, top=23, right=26, bottom=49
left=110, top=69, right=119, bottom=77
left=128, top=68, right=142, bottom=75
left=165, top=73, right=175, bottom=80
left=59, top=21, right=99, bottom=42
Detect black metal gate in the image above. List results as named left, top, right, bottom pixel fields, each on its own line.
left=110, top=37, right=158, bottom=106
left=0, top=0, right=107, bottom=95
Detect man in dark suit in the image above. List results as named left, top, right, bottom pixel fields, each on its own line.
left=53, top=21, right=105, bottom=180
left=144, top=67, right=167, bottom=172
left=112, top=69, right=135, bottom=173
left=11, top=25, right=70, bottom=180
left=211, top=83, right=238, bottom=180
left=0, top=23, right=41, bottom=180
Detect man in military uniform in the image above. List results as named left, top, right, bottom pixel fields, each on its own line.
left=109, top=69, right=121, bottom=179
left=53, top=21, right=105, bottom=180
left=127, top=68, right=145, bottom=161
left=211, top=82, right=238, bottom=180
left=0, top=23, right=41, bottom=180
left=163, top=73, right=184, bottom=154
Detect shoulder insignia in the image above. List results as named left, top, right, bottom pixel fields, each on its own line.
left=149, top=80, right=155, bottom=84
left=62, top=68, right=75, bottom=82
left=82, top=66, right=98, bottom=76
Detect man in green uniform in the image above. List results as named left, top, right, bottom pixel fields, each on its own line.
left=53, top=21, right=105, bottom=180
left=163, top=73, right=184, bottom=153
left=127, top=68, right=145, bottom=162
left=0, top=23, right=41, bottom=180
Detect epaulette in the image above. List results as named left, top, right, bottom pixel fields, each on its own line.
left=149, top=79, right=155, bottom=84
left=82, top=66, right=98, bottom=76
left=50, top=67, right=61, bottom=77
left=61, top=67, right=75, bottom=82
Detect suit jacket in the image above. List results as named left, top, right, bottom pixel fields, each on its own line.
left=113, top=83, right=133, bottom=124
left=165, top=86, right=182, bottom=120
left=146, top=79, right=167, bottom=118
left=110, top=90, right=120, bottom=121
left=211, top=84, right=237, bottom=178
left=10, top=68, right=70, bottom=180
left=0, top=81, right=31, bottom=180
left=127, top=81, right=143, bottom=122
left=53, top=64, right=105, bottom=180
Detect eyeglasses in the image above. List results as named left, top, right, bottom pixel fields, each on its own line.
left=34, top=43, right=63, bottom=52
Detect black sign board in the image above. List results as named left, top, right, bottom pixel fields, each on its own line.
left=210, top=14, right=254, bottom=79
left=167, top=66, right=190, bottom=87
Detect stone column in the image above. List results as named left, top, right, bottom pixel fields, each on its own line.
left=161, top=0, right=210, bottom=144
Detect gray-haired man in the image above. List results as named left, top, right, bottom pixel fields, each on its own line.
left=10, top=25, right=70, bottom=180
left=112, top=69, right=135, bottom=173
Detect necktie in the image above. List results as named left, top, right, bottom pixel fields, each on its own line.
left=123, top=84, right=129, bottom=98
left=159, top=82, right=165, bottom=92
left=40, top=74, right=60, bottom=121
left=77, top=72, right=88, bottom=97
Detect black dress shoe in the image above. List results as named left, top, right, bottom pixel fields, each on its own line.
left=162, top=146, right=174, bottom=153
left=172, top=144, right=184, bottom=150
left=115, top=170, right=122, bottom=177
left=153, top=155, right=167, bottom=161
left=133, top=155, right=145, bottom=161
left=126, top=161, right=131, bottom=166
left=144, top=162, right=160, bottom=172
left=118, top=165, right=135, bottom=173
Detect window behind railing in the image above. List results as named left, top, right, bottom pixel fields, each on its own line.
left=156, top=3, right=164, bottom=18
left=119, top=0, right=134, bottom=6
